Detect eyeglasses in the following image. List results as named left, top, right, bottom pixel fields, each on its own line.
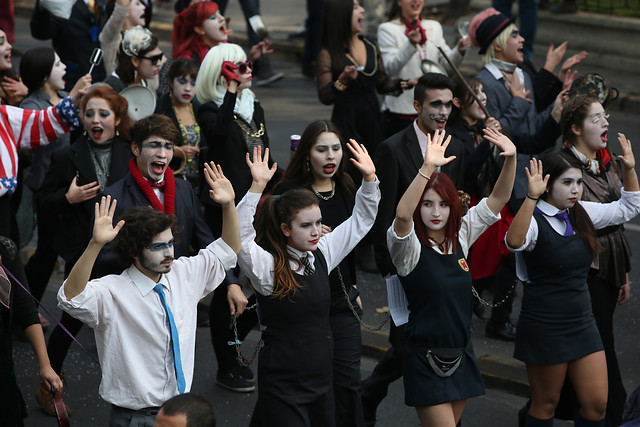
left=148, top=239, right=174, bottom=252
left=236, top=60, right=253, bottom=74
left=138, top=52, right=164, bottom=65
left=176, top=77, right=196, bottom=86
left=143, top=140, right=174, bottom=151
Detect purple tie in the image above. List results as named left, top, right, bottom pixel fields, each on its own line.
left=536, top=207, right=573, bottom=237
left=554, top=211, right=574, bottom=237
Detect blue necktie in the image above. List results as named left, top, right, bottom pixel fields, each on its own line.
left=153, top=284, right=186, bottom=393
left=536, top=207, right=574, bottom=237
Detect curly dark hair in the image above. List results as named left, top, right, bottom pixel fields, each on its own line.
left=110, top=207, right=178, bottom=265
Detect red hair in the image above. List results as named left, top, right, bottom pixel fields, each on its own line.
left=412, top=173, right=463, bottom=253
left=80, top=85, right=133, bottom=141
left=172, top=1, right=219, bottom=61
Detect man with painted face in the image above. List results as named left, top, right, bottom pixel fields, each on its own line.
left=58, top=169, right=240, bottom=425
left=361, top=73, right=464, bottom=426
left=94, top=114, right=247, bottom=319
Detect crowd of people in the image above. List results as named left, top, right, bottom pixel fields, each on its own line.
left=0, top=0, right=638, bottom=426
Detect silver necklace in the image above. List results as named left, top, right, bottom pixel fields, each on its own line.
left=311, top=181, right=335, bottom=200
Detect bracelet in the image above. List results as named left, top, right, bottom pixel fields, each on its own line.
left=418, top=169, right=430, bottom=180
left=334, top=79, right=347, bottom=91
left=526, top=193, right=539, bottom=201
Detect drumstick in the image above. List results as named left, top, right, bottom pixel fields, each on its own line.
left=435, top=44, right=491, bottom=119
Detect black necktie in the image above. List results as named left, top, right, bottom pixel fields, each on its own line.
left=301, top=256, right=314, bottom=276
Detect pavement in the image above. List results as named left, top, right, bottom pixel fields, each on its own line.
left=8, top=0, right=640, bottom=424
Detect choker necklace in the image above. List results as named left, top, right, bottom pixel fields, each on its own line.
left=311, top=181, right=335, bottom=200
left=491, top=58, right=517, bottom=73
left=430, top=236, right=447, bottom=252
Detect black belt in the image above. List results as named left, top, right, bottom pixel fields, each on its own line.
left=112, top=405, right=161, bottom=416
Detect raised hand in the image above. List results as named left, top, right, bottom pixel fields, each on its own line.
left=482, top=127, right=516, bottom=158
left=70, top=73, right=92, bottom=104
left=246, top=146, right=277, bottom=193
left=347, top=139, right=376, bottom=182
left=525, top=159, right=549, bottom=199
left=560, top=50, right=587, bottom=81
left=543, top=41, right=568, bottom=73
left=249, top=40, right=274, bottom=61
left=618, top=133, right=635, bottom=170
left=92, top=196, right=124, bottom=246
left=204, top=162, right=235, bottom=205
left=221, top=61, right=241, bottom=84
left=424, top=129, right=456, bottom=169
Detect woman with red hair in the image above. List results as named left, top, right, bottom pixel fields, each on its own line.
left=388, top=128, right=516, bottom=426
left=172, top=1, right=230, bottom=63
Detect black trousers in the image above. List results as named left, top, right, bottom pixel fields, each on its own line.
left=360, top=320, right=404, bottom=410
left=587, top=269, right=626, bottom=426
left=250, top=385, right=334, bottom=427
left=331, top=311, right=364, bottom=427
left=25, top=196, right=59, bottom=302
left=208, top=283, right=258, bottom=374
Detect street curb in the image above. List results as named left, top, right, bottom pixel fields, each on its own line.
left=361, top=328, right=530, bottom=396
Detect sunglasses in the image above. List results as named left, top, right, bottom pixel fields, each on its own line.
left=138, top=52, right=164, bottom=65
left=236, top=60, right=253, bottom=74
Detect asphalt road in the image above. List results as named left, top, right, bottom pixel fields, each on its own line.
left=9, top=8, right=640, bottom=427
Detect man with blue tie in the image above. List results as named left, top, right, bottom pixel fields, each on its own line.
left=57, top=162, right=241, bottom=427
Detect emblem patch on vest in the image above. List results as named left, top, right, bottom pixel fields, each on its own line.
left=458, top=258, right=469, bottom=272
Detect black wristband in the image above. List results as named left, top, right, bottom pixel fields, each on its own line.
left=526, top=194, right=539, bottom=201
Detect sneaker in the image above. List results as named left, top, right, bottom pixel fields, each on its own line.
left=216, top=370, right=256, bottom=393
left=36, top=377, right=72, bottom=417
left=253, top=70, right=285, bottom=87
left=235, top=363, right=255, bottom=382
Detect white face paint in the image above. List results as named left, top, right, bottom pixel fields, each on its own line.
left=547, top=167, right=584, bottom=210
left=136, top=228, right=175, bottom=279
left=134, top=136, right=175, bottom=182
left=0, top=30, right=13, bottom=71
left=46, top=53, right=67, bottom=92
left=281, top=205, right=323, bottom=252
left=575, top=102, right=609, bottom=154
left=496, top=26, right=524, bottom=64
left=419, top=188, right=450, bottom=233
left=415, top=88, right=454, bottom=134
left=308, top=132, right=343, bottom=180
left=83, top=97, right=120, bottom=144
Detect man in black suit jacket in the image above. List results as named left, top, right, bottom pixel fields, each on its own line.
left=362, top=73, right=465, bottom=426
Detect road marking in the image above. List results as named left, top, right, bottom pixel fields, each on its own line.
left=626, top=223, right=640, bottom=232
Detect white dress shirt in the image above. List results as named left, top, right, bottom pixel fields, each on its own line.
left=58, top=239, right=236, bottom=409
left=387, top=197, right=500, bottom=277
left=378, top=18, right=463, bottom=115
left=506, top=189, right=640, bottom=282
left=237, top=180, right=381, bottom=296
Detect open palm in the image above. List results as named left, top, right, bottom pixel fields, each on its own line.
left=92, top=196, right=124, bottom=245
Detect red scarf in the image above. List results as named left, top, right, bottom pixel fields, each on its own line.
left=404, top=18, right=427, bottom=45
left=128, top=157, right=175, bottom=214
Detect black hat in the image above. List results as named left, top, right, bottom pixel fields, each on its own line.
left=470, top=8, right=516, bottom=55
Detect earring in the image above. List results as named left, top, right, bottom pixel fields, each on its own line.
left=306, top=160, right=310, bottom=172
left=83, top=130, right=87, bottom=136
left=115, top=130, right=120, bottom=136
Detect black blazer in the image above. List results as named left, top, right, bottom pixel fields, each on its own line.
left=93, top=174, right=215, bottom=277
left=30, top=0, right=106, bottom=89
left=197, top=90, right=277, bottom=205
left=38, top=136, right=132, bottom=263
left=372, top=125, right=464, bottom=276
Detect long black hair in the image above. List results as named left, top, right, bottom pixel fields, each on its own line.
left=541, top=151, right=602, bottom=259
left=320, top=0, right=354, bottom=75
left=283, top=120, right=355, bottom=198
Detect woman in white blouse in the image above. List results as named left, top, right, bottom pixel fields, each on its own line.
left=388, top=128, right=516, bottom=426
left=377, top=0, right=469, bottom=137
left=505, top=143, right=639, bottom=427
left=236, top=143, right=379, bottom=426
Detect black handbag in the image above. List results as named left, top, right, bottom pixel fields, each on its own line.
left=413, top=344, right=466, bottom=378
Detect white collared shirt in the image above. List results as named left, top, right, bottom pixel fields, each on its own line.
left=387, top=197, right=501, bottom=277
left=57, top=239, right=236, bottom=409
left=506, top=189, right=640, bottom=281
left=237, top=180, right=381, bottom=296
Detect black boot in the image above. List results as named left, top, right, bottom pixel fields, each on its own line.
left=526, top=413, right=553, bottom=426
left=574, top=413, right=605, bottom=427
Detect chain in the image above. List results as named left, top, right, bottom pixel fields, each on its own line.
left=230, top=303, right=262, bottom=367
left=471, top=280, right=518, bottom=308
left=337, top=266, right=390, bottom=331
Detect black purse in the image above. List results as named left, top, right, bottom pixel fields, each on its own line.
left=412, top=344, right=467, bottom=378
